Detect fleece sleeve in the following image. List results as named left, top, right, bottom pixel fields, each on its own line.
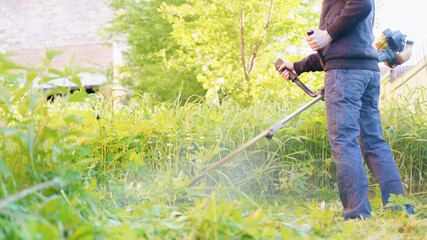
left=326, top=0, right=373, bottom=40
left=293, top=53, right=324, bottom=75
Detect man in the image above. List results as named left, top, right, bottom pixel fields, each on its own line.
left=278, top=0, right=414, bottom=219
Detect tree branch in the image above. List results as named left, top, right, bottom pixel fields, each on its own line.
left=248, top=0, right=274, bottom=74
left=239, top=3, right=249, bottom=81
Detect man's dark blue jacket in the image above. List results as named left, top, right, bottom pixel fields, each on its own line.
left=294, top=0, right=379, bottom=74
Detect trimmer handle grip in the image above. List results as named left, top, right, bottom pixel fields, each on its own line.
left=275, top=58, right=320, bottom=98
left=274, top=58, right=298, bottom=81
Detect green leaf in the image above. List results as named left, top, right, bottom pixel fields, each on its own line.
left=39, top=75, right=62, bottom=85
left=39, top=196, right=62, bottom=215
left=63, top=170, right=81, bottom=184
left=70, top=224, right=94, bottom=240
left=26, top=71, right=39, bottom=83
left=47, top=67, right=65, bottom=77
left=68, top=90, right=89, bottom=103
left=0, top=53, right=24, bottom=75
left=45, top=48, right=64, bottom=60
left=0, top=158, right=7, bottom=175
left=59, top=205, right=82, bottom=231
left=69, top=74, right=83, bottom=89
left=75, top=158, right=99, bottom=166
left=26, top=219, right=59, bottom=240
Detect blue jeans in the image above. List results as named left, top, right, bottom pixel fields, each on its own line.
left=324, top=69, right=414, bottom=219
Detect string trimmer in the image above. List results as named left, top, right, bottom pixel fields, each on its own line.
left=188, top=29, right=413, bottom=186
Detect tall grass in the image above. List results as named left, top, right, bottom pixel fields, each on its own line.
left=1, top=52, right=425, bottom=239
left=381, top=86, right=426, bottom=194
left=64, top=89, right=425, bottom=199
left=3, top=80, right=422, bottom=200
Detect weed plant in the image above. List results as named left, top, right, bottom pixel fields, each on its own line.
left=0, top=52, right=425, bottom=239
left=70, top=90, right=425, bottom=199
left=381, top=86, right=426, bottom=194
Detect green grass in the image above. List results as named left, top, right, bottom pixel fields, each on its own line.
left=0, top=52, right=426, bottom=239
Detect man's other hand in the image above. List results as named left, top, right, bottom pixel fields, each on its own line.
left=277, top=61, right=297, bottom=80
left=306, top=29, right=332, bottom=51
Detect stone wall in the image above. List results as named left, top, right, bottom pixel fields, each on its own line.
left=0, top=0, right=113, bottom=69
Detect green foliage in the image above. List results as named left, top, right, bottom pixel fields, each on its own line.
left=105, top=0, right=322, bottom=103
left=69, top=88, right=425, bottom=196
left=385, top=194, right=416, bottom=211
left=0, top=51, right=99, bottom=239
left=104, top=0, right=206, bottom=102
left=68, top=94, right=333, bottom=196
left=0, top=53, right=425, bottom=239
left=381, top=86, right=427, bottom=194
left=160, top=0, right=321, bottom=103
left=0, top=49, right=87, bottom=184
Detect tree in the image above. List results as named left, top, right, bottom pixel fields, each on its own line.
left=159, top=0, right=321, bottom=103
left=105, top=0, right=321, bottom=104
left=104, top=0, right=206, bottom=102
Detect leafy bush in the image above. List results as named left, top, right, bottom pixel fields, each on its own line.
left=104, top=0, right=322, bottom=104
left=103, top=0, right=206, bottom=103
left=0, top=52, right=425, bottom=239
left=67, top=86, right=425, bottom=197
